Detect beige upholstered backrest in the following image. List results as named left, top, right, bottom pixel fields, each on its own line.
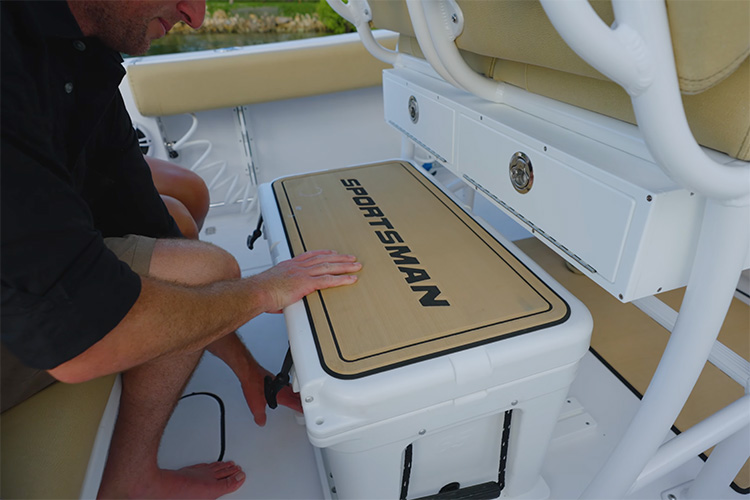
left=372, top=0, right=750, bottom=160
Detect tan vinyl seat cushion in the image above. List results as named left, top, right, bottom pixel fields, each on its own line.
left=127, top=33, right=399, bottom=117
left=372, top=0, right=750, bottom=160
left=0, top=375, right=116, bottom=499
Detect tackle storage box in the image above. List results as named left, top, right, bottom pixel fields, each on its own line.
left=259, top=160, right=592, bottom=499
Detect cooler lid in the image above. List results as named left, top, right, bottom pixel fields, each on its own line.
left=272, top=161, right=569, bottom=378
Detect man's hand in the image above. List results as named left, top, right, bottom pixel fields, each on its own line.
left=251, top=250, right=362, bottom=313
left=208, top=334, right=302, bottom=427
left=206, top=250, right=359, bottom=425
left=238, top=354, right=302, bottom=427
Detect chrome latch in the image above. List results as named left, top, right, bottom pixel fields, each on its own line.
left=509, top=152, right=533, bottom=194
left=408, top=95, right=419, bottom=124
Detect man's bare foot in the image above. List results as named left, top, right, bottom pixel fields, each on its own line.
left=98, top=461, right=246, bottom=499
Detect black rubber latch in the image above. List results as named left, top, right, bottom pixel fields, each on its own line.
left=247, top=215, right=264, bottom=250
left=263, top=347, right=293, bottom=409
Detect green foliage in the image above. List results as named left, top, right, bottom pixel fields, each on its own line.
left=316, top=0, right=355, bottom=34
left=207, top=2, right=318, bottom=18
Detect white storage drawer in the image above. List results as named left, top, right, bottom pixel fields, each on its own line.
left=457, top=116, right=637, bottom=283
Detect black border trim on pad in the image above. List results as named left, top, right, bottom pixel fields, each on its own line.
left=272, top=161, right=571, bottom=379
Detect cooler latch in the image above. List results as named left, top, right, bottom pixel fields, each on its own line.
left=263, top=347, right=294, bottom=409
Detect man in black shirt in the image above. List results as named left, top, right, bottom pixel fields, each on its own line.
left=0, top=1, right=361, bottom=498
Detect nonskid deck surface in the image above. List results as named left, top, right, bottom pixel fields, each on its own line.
left=156, top=209, right=743, bottom=500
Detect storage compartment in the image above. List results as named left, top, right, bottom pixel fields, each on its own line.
left=382, top=68, right=710, bottom=302
left=383, top=77, right=455, bottom=164
left=260, top=161, right=592, bottom=498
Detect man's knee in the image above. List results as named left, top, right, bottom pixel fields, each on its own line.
left=149, top=239, right=240, bottom=285
left=160, top=195, right=200, bottom=240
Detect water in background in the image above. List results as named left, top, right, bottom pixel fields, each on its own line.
left=146, top=32, right=328, bottom=56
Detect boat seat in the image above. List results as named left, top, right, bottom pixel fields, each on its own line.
left=0, top=375, right=117, bottom=499
left=371, top=0, right=750, bottom=161
left=126, top=32, right=399, bottom=117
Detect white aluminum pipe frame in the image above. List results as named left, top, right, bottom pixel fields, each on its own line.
left=628, top=395, right=750, bottom=494
left=540, top=0, right=750, bottom=204
left=326, top=0, right=402, bottom=65
left=589, top=200, right=748, bottom=499
left=407, top=0, right=506, bottom=102
left=536, top=0, right=750, bottom=497
left=404, top=0, right=465, bottom=89
left=405, top=0, right=649, bottom=159
left=687, top=424, right=750, bottom=499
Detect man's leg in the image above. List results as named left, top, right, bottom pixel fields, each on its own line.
left=146, top=156, right=210, bottom=233
left=161, top=194, right=200, bottom=240
left=97, top=351, right=245, bottom=499
left=98, top=237, right=244, bottom=499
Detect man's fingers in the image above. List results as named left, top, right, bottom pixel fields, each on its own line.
left=292, top=249, right=338, bottom=262
left=242, top=383, right=268, bottom=427
left=294, top=250, right=358, bottom=267
left=316, top=273, right=358, bottom=289
left=308, top=260, right=362, bottom=277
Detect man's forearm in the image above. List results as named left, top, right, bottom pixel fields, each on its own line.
left=48, top=249, right=360, bottom=384
left=48, top=275, right=270, bottom=383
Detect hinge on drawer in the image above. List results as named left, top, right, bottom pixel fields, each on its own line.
left=463, top=174, right=597, bottom=274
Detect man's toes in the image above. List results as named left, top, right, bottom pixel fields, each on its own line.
left=222, top=470, right=246, bottom=492
left=208, top=461, right=234, bottom=471
left=214, top=463, right=241, bottom=479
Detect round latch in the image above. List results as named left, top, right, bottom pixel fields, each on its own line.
left=509, top=152, right=533, bottom=194
left=408, top=95, right=419, bottom=124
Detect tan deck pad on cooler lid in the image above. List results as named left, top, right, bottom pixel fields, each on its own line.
left=273, top=161, right=570, bottom=377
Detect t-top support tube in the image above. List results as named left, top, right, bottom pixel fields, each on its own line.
left=581, top=200, right=750, bottom=498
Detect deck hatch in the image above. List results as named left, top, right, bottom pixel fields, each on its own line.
left=273, top=161, right=569, bottom=377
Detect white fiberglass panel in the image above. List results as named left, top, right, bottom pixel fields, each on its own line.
left=383, top=78, right=455, bottom=163
left=458, top=116, right=636, bottom=283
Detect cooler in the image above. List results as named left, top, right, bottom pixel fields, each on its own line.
left=259, top=161, right=592, bottom=499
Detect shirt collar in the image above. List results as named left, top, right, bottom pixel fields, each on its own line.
left=31, top=1, right=125, bottom=66
left=32, top=1, right=83, bottom=40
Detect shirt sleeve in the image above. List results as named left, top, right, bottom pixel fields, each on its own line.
left=0, top=138, right=143, bottom=370
left=83, top=93, right=183, bottom=239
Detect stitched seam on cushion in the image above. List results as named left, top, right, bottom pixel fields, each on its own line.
left=737, top=122, right=750, bottom=160
left=679, top=49, right=749, bottom=92
left=487, top=57, right=496, bottom=80
left=523, top=63, right=529, bottom=91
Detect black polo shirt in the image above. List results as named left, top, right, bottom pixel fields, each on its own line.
left=1, top=2, right=182, bottom=370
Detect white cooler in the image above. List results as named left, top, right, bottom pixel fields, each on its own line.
left=259, top=161, right=592, bottom=499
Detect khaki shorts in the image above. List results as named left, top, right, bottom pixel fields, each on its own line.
left=103, top=234, right=157, bottom=275
left=1, top=235, right=157, bottom=413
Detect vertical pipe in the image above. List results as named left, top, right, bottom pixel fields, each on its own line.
left=582, top=200, right=750, bottom=498
left=686, top=425, right=750, bottom=499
